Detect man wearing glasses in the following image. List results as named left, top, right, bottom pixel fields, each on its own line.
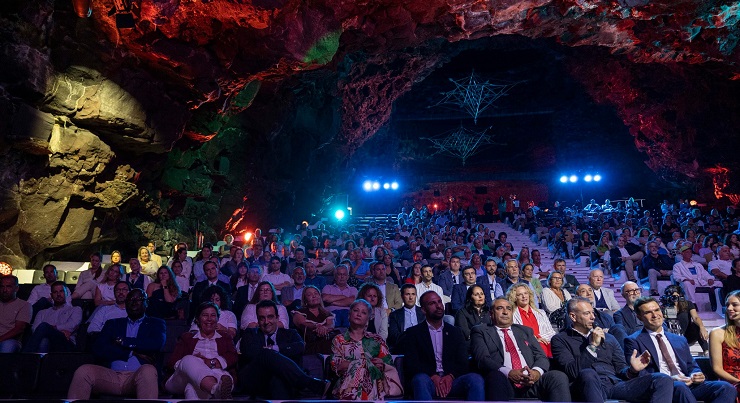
left=614, top=281, right=644, bottom=335
left=68, top=289, right=166, bottom=399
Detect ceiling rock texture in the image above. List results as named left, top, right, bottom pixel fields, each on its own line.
left=1, top=0, right=739, bottom=267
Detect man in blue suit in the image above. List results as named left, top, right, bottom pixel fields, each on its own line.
left=451, top=266, right=491, bottom=312
left=68, top=288, right=166, bottom=399
left=436, top=256, right=463, bottom=297
left=477, top=258, right=504, bottom=304
left=625, top=297, right=736, bottom=403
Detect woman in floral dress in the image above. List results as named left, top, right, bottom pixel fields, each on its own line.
left=331, top=299, right=393, bottom=400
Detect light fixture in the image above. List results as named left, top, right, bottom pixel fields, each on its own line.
left=244, top=232, right=253, bottom=242
left=335, top=209, right=346, bottom=220
left=383, top=183, right=390, bottom=190
left=391, top=182, right=399, bottom=190
left=569, top=175, right=578, bottom=183
left=560, top=176, right=568, bottom=183
left=593, top=174, right=601, bottom=182
left=372, top=182, right=380, bottom=190
left=363, top=181, right=372, bottom=192
left=584, top=175, right=593, bottom=182
left=0, top=262, right=12, bottom=276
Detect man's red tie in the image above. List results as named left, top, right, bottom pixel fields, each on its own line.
left=502, top=328, right=523, bottom=370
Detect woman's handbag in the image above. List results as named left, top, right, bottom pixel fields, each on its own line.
left=383, top=363, right=404, bottom=397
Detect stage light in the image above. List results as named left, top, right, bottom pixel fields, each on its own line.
left=372, top=182, right=380, bottom=190
left=363, top=181, right=372, bottom=192
left=383, top=183, right=390, bottom=190
left=690, top=200, right=698, bottom=206
left=335, top=209, right=346, bottom=220
left=560, top=176, right=568, bottom=183
left=433, top=204, right=438, bottom=209
left=593, top=174, right=601, bottom=182
left=0, top=262, right=12, bottom=275
left=244, top=232, right=253, bottom=242
left=584, top=175, right=593, bottom=182
left=391, top=182, right=399, bottom=190
left=569, top=175, right=578, bottom=183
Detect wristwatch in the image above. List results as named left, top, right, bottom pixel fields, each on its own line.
left=209, top=359, right=216, bottom=369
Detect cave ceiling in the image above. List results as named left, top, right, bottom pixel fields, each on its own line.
left=1, top=0, right=740, bottom=267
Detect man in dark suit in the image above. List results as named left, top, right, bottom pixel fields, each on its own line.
left=398, top=291, right=484, bottom=400
left=238, top=300, right=328, bottom=399
left=388, top=284, right=425, bottom=351
left=551, top=297, right=672, bottom=403
left=470, top=297, right=571, bottom=401
left=191, top=261, right=231, bottom=319
left=68, top=288, right=166, bottom=399
left=613, top=281, right=644, bottom=348
left=497, top=259, right=522, bottom=294
left=477, top=258, right=504, bottom=304
left=436, top=256, right=463, bottom=297
left=451, top=266, right=491, bottom=311
left=625, top=297, right=735, bottom=403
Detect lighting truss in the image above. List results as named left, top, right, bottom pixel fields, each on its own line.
left=430, top=71, right=518, bottom=124
left=423, top=126, right=494, bottom=166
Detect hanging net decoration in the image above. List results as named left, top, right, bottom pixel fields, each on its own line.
left=423, top=125, right=494, bottom=166
left=430, top=71, right=518, bottom=124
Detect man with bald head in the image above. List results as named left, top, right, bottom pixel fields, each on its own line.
left=614, top=281, right=644, bottom=337
left=708, top=245, right=733, bottom=281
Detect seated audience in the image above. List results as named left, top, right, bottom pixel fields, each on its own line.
left=240, top=299, right=330, bottom=398
left=171, top=260, right=191, bottom=293
left=551, top=297, right=672, bottom=403
left=673, top=244, right=719, bottom=306
left=146, top=241, right=163, bottom=267
left=232, top=264, right=262, bottom=318
left=94, top=264, right=124, bottom=307
left=709, top=245, right=734, bottom=281
left=509, top=283, right=555, bottom=357
left=625, top=297, right=735, bottom=403
left=388, top=284, right=424, bottom=350
left=193, top=243, right=218, bottom=283
left=553, top=258, right=580, bottom=295
left=303, top=261, right=327, bottom=290
left=643, top=241, right=675, bottom=296
left=138, top=246, right=160, bottom=277
left=709, top=290, right=740, bottom=399
left=471, top=297, right=570, bottom=401
left=609, top=236, right=644, bottom=282
left=27, top=264, right=71, bottom=312
left=0, top=275, right=31, bottom=353
left=147, top=265, right=184, bottom=319
left=331, top=299, right=394, bottom=400
left=589, top=269, right=620, bottom=312
left=662, top=284, right=709, bottom=354
left=125, top=258, right=151, bottom=291
left=262, top=256, right=293, bottom=296
left=190, top=285, right=237, bottom=339
left=240, top=281, right=289, bottom=329
left=165, top=302, right=237, bottom=400
left=87, top=281, right=130, bottom=334
left=357, top=283, right=388, bottom=340
left=72, top=252, right=105, bottom=299
left=67, top=289, right=166, bottom=399
left=24, top=281, right=82, bottom=353
left=520, top=262, right=543, bottom=304
left=322, top=265, right=358, bottom=327
left=455, top=284, right=491, bottom=341
left=477, top=258, right=504, bottom=303
left=542, top=271, right=571, bottom=314
left=281, top=266, right=308, bottom=312
left=400, top=291, right=485, bottom=400
left=292, top=285, right=336, bottom=354
left=191, top=261, right=231, bottom=319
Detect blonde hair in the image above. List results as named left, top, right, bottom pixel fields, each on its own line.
left=725, top=291, right=740, bottom=349
left=506, top=283, right=537, bottom=311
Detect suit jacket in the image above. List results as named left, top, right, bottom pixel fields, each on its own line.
left=477, top=275, right=503, bottom=305
left=470, top=323, right=549, bottom=374
left=239, top=327, right=305, bottom=365
left=623, top=328, right=700, bottom=376
left=167, top=330, right=239, bottom=379
left=593, top=287, right=620, bottom=311
left=551, top=328, right=636, bottom=387
left=399, top=321, right=470, bottom=384
left=613, top=305, right=643, bottom=335
left=232, top=283, right=257, bottom=319
left=94, top=315, right=166, bottom=368
left=368, top=279, right=402, bottom=311
left=280, top=285, right=304, bottom=307
left=388, top=306, right=425, bottom=349
left=450, top=283, right=468, bottom=311
left=436, top=270, right=460, bottom=296
left=190, top=280, right=232, bottom=318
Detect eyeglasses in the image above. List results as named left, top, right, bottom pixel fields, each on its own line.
left=624, top=289, right=641, bottom=295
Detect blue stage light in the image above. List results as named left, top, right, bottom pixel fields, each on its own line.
left=391, top=182, right=399, bottom=190
left=335, top=209, right=345, bottom=220
left=594, top=174, right=602, bottom=182
left=363, top=181, right=372, bottom=192
left=372, top=182, right=380, bottom=190
left=584, top=175, right=593, bottom=182
left=383, top=183, right=390, bottom=190
left=569, top=175, right=578, bottom=183
left=560, top=176, right=568, bottom=183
